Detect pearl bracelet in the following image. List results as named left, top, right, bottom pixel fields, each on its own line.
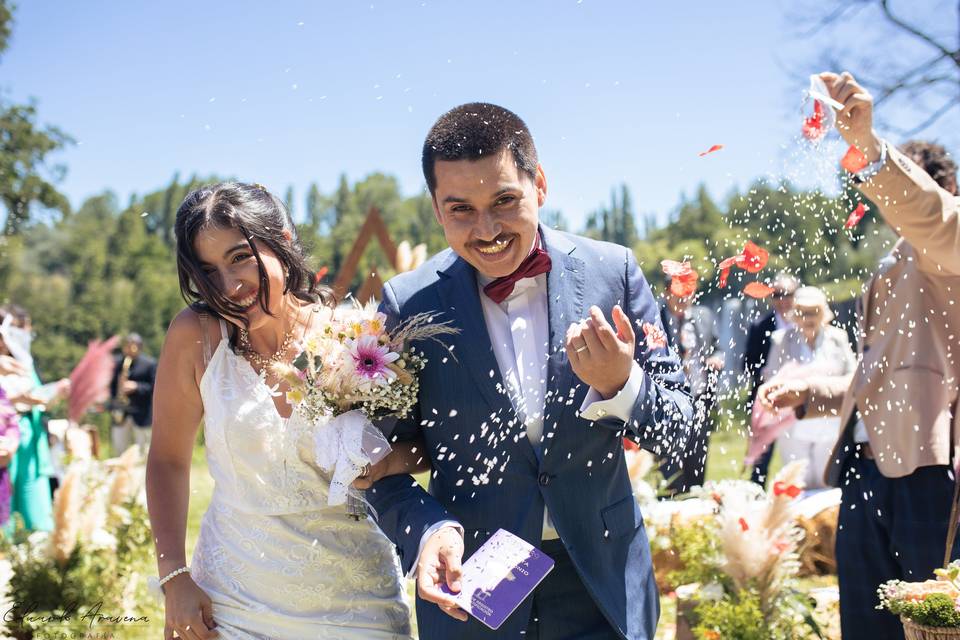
left=158, top=566, right=190, bottom=589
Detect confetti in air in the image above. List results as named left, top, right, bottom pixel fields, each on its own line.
left=698, top=144, right=724, bottom=157
left=802, top=100, right=827, bottom=142
left=840, top=144, right=869, bottom=174
left=642, top=322, right=667, bottom=350
left=844, top=202, right=868, bottom=230
left=743, top=281, right=775, bottom=299
left=660, top=260, right=699, bottom=297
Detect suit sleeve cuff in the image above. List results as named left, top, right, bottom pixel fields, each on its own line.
left=409, top=520, right=463, bottom=579
left=579, top=360, right=645, bottom=422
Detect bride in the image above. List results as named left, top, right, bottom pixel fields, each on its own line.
left=146, top=182, right=423, bottom=639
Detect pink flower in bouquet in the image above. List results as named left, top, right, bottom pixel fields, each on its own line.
left=347, top=335, right=400, bottom=389
left=363, top=312, right=389, bottom=337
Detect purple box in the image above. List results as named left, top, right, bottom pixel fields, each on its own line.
left=442, top=528, right=555, bottom=630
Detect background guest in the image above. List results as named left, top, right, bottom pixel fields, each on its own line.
left=109, top=333, right=157, bottom=455
left=0, top=386, right=20, bottom=528
left=658, top=276, right=723, bottom=494
left=758, top=286, right=855, bottom=489
left=0, top=305, right=57, bottom=533
left=743, top=272, right=798, bottom=486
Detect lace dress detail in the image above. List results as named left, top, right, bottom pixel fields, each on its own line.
left=191, top=318, right=411, bottom=639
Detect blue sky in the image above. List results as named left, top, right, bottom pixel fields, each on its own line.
left=3, top=1, right=952, bottom=230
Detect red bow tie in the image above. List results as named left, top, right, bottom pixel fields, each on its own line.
left=483, top=245, right=552, bottom=304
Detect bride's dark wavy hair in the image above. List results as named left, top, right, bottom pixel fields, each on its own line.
left=174, top=182, right=334, bottom=333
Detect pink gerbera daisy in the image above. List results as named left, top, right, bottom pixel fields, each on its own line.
left=346, top=335, right=399, bottom=389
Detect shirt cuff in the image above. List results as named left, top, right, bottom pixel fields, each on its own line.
left=854, top=139, right=887, bottom=183
left=579, top=360, right=645, bottom=422
left=409, top=520, right=463, bottom=579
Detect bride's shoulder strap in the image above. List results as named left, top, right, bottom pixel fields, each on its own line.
left=198, top=312, right=213, bottom=368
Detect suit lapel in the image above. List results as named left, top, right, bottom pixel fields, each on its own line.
left=540, top=227, right=585, bottom=454
left=437, top=255, right=539, bottom=468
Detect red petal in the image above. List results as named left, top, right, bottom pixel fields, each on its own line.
left=315, top=266, right=329, bottom=283
left=741, top=241, right=769, bottom=273
left=698, top=144, right=724, bottom=157
left=642, top=322, right=667, bottom=350
left=719, top=266, right=731, bottom=288
left=660, top=259, right=692, bottom=277
left=623, top=438, right=640, bottom=451
left=670, top=272, right=699, bottom=298
left=802, top=102, right=826, bottom=141
left=738, top=517, right=750, bottom=532
left=718, top=256, right=740, bottom=270
left=840, top=145, right=869, bottom=173
left=844, top=202, right=868, bottom=230
left=743, top=281, right=775, bottom=299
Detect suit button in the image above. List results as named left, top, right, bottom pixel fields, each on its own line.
left=538, top=473, right=551, bottom=486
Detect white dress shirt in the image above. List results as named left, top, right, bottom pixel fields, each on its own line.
left=411, top=248, right=644, bottom=574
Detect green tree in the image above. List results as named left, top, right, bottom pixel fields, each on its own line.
left=584, top=183, right=639, bottom=247
left=0, top=0, right=12, bottom=58
left=0, top=3, right=73, bottom=238
left=284, top=185, right=295, bottom=220
left=541, top=208, right=569, bottom=232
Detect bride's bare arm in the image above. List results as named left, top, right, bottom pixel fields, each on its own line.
left=146, top=309, right=218, bottom=639
left=146, top=309, right=204, bottom=578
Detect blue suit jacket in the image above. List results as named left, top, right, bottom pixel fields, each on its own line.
left=368, top=226, right=693, bottom=640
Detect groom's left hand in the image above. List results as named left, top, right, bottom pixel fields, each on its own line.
left=566, top=305, right=635, bottom=399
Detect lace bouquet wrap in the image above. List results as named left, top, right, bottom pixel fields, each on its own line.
left=272, top=301, right=456, bottom=518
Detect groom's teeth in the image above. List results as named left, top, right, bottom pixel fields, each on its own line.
left=477, top=239, right=510, bottom=255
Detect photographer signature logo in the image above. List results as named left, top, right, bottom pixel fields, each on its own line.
left=4, top=600, right=150, bottom=629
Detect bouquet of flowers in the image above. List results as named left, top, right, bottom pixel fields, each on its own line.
left=879, top=562, right=960, bottom=638
left=272, top=300, right=457, bottom=515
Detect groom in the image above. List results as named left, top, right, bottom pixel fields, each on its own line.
left=368, top=103, right=692, bottom=640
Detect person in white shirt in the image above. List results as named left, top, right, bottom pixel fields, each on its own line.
left=760, top=286, right=855, bottom=489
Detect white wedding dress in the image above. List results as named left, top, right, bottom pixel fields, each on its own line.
left=190, top=318, right=412, bottom=639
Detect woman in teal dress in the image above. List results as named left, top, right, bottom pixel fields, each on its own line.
left=0, top=306, right=56, bottom=534
left=6, top=370, right=55, bottom=533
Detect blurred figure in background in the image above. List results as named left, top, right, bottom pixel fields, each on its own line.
left=109, top=333, right=157, bottom=455
left=755, top=286, right=855, bottom=489
left=0, top=305, right=66, bottom=533
left=900, top=140, right=958, bottom=195
left=658, top=275, right=724, bottom=494
left=743, top=272, right=798, bottom=486
left=0, top=386, right=20, bottom=529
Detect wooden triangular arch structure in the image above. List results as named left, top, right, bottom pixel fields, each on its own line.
left=331, top=206, right=398, bottom=303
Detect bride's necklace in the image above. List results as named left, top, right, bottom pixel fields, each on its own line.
left=238, top=309, right=302, bottom=372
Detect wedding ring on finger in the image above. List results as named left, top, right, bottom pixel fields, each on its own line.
left=358, top=463, right=371, bottom=479
left=575, top=343, right=589, bottom=354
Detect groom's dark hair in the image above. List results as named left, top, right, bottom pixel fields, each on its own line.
left=422, top=102, right=539, bottom=195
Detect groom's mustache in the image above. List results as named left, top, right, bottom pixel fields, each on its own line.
left=469, top=234, right=516, bottom=250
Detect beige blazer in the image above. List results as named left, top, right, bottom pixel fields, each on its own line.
left=803, top=145, right=960, bottom=486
